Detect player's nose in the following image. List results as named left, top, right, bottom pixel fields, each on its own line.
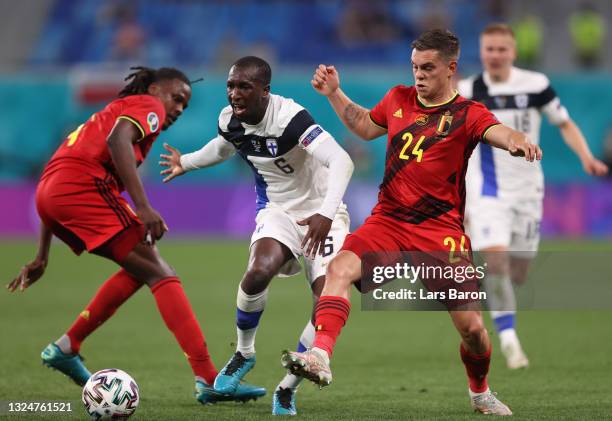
left=228, top=87, right=240, bottom=100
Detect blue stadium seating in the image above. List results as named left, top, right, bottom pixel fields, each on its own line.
left=30, top=0, right=488, bottom=67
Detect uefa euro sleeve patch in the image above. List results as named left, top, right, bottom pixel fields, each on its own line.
left=301, top=126, right=323, bottom=147
left=147, top=112, right=159, bottom=132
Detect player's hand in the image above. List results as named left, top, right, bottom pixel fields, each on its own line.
left=508, top=138, right=542, bottom=162
left=136, top=205, right=168, bottom=245
left=159, top=143, right=185, bottom=183
left=582, top=156, right=608, bottom=176
left=311, top=65, right=340, bottom=97
left=297, top=213, right=333, bottom=259
left=6, top=258, right=47, bottom=292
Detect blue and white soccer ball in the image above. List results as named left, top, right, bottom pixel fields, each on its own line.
left=82, top=368, right=139, bottom=420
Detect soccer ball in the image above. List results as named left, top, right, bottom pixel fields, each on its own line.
left=82, top=369, right=139, bottom=420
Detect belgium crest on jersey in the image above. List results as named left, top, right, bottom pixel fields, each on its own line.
left=436, top=111, right=453, bottom=136
left=266, top=139, right=278, bottom=156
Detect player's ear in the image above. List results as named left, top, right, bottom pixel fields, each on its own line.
left=262, top=83, right=270, bottom=97
left=147, top=83, right=161, bottom=96
left=448, top=60, right=457, bottom=76
left=510, top=40, right=517, bottom=62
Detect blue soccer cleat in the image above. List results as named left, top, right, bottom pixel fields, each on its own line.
left=195, top=380, right=266, bottom=405
left=272, top=387, right=297, bottom=416
left=41, top=343, right=91, bottom=386
left=214, top=352, right=256, bottom=393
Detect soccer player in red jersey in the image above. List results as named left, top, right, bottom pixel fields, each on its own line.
left=282, top=30, right=542, bottom=415
left=6, top=67, right=264, bottom=404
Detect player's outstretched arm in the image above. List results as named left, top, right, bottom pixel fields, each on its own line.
left=311, top=64, right=386, bottom=141
left=484, top=124, right=543, bottom=162
left=160, top=136, right=236, bottom=183
left=7, top=223, right=52, bottom=292
left=557, top=119, right=608, bottom=176
left=107, top=119, right=167, bottom=244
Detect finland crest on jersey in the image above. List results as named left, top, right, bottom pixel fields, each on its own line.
left=458, top=67, right=570, bottom=201
left=266, top=139, right=278, bottom=156
left=217, top=94, right=334, bottom=217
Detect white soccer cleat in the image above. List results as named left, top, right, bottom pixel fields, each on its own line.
left=501, top=340, right=529, bottom=370
left=281, top=349, right=332, bottom=387
left=470, top=389, right=513, bottom=416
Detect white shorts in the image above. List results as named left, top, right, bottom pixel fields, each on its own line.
left=250, top=205, right=350, bottom=284
left=466, top=196, right=542, bottom=257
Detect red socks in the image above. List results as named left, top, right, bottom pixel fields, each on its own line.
left=460, top=343, right=491, bottom=393
left=65, top=272, right=216, bottom=384
left=67, top=269, right=142, bottom=353
left=151, top=277, right=218, bottom=384
left=312, top=296, right=351, bottom=357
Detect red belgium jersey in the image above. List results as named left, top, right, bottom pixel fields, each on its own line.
left=41, top=94, right=166, bottom=190
left=368, top=85, right=499, bottom=231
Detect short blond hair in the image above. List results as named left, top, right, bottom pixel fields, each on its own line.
left=481, top=23, right=515, bottom=38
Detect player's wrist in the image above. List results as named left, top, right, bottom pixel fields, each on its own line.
left=178, top=154, right=192, bottom=172
left=580, top=153, right=594, bottom=165
left=317, top=208, right=336, bottom=221
left=34, top=255, right=48, bottom=267
left=325, top=87, right=341, bottom=99
left=133, top=200, right=152, bottom=212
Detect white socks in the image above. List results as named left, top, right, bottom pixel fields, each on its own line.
left=483, top=274, right=516, bottom=313
left=236, top=286, right=269, bottom=358
left=498, top=328, right=519, bottom=349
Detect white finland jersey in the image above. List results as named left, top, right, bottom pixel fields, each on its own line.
left=458, top=67, right=569, bottom=200
left=217, top=94, right=343, bottom=217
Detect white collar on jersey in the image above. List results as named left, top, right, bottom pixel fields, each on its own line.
left=483, top=66, right=519, bottom=86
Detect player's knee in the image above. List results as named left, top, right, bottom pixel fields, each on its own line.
left=326, top=258, right=354, bottom=287
left=511, top=268, right=528, bottom=286
left=122, top=243, right=176, bottom=284
left=148, top=258, right=176, bottom=279
left=458, top=318, right=487, bottom=343
left=144, top=267, right=177, bottom=288
left=243, top=263, right=276, bottom=287
left=483, top=250, right=509, bottom=275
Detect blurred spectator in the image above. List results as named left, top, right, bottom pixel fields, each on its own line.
left=569, top=3, right=606, bottom=69
left=396, top=0, right=449, bottom=37
left=337, top=0, right=401, bottom=46
left=416, top=0, right=451, bottom=33
left=485, top=0, right=509, bottom=21
left=214, top=35, right=243, bottom=71
left=213, top=37, right=277, bottom=74
left=111, top=5, right=146, bottom=62
left=512, top=14, right=543, bottom=68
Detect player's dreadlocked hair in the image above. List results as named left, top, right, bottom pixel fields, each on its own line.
left=118, top=66, right=191, bottom=98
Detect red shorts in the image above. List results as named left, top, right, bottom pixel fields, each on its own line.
left=36, top=169, right=144, bottom=263
left=343, top=213, right=480, bottom=309
left=342, top=212, right=471, bottom=255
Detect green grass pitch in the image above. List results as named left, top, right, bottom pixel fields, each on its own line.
left=1, top=239, right=611, bottom=420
